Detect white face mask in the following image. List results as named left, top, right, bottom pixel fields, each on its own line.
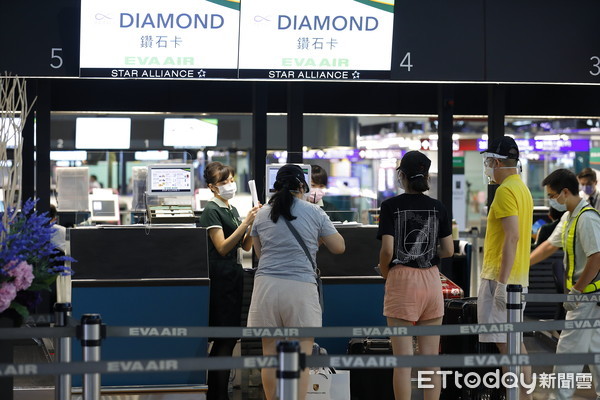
left=549, top=191, right=567, bottom=212
left=483, top=157, right=519, bottom=184
left=217, top=181, right=237, bottom=200
left=484, top=166, right=495, bottom=181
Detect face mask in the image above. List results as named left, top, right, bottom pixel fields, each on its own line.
left=309, top=188, right=325, bottom=204
left=484, top=166, right=495, bottom=181
left=582, top=185, right=594, bottom=195
left=549, top=192, right=567, bottom=212
left=217, top=181, right=237, bottom=200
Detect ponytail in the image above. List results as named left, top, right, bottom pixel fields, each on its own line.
left=407, top=175, right=430, bottom=193
left=269, top=180, right=299, bottom=223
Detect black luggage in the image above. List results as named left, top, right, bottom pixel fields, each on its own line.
left=440, top=297, right=505, bottom=400
left=347, top=338, right=394, bottom=400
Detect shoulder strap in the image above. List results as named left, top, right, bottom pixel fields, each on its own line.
left=282, top=217, right=317, bottom=273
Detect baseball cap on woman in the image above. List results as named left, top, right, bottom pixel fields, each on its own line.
left=397, top=151, right=431, bottom=180
left=275, top=164, right=309, bottom=192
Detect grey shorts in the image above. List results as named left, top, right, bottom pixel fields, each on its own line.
left=477, top=279, right=527, bottom=343
left=248, top=275, right=322, bottom=328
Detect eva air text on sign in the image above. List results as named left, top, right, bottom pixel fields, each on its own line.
left=238, top=0, right=395, bottom=80
left=79, top=0, right=240, bottom=79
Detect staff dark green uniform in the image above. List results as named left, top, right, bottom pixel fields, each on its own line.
left=199, top=161, right=259, bottom=400
left=200, top=198, right=244, bottom=329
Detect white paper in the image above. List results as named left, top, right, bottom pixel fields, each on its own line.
left=248, top=180, right=259, bottom=207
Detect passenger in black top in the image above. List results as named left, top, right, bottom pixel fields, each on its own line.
left=377, top=151, right=453, bottom=400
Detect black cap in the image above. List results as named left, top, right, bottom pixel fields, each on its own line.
left=480, top=136, right=519, bottom=159
left=275, top=164, right=308, bottom=192
left=397, top=151, right=431, bottom=179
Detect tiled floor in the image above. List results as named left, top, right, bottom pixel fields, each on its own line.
left=9, top=334, right=599, bottom=400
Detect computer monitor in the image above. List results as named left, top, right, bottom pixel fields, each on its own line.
left=146, top=164, right=194, bottom=197
left=265, top=164, right=311, bottom=200
left=75, top=117, right=131, bottom=149
left=163, top=118, right=218, bottom=148
left=89, top=198, right=120, bottom=223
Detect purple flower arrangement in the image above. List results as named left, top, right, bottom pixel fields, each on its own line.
left=0, top=198, right=74, bottom=318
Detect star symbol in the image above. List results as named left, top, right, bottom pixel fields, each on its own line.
left=352, top=71, right=360, bottom=79
left=197, top=69, right=206, bottom=78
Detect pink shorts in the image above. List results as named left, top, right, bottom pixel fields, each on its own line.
left=384, top=265, right=444, bottom=322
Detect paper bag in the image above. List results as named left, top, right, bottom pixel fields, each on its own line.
left=306, top=368, right=350, bottom=400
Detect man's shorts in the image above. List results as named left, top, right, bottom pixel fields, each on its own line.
left=247, top=275, right=322, bottom=328
left=477, top=279, right=527, bottom=343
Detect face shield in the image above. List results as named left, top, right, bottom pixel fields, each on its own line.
left=482, top=153, right=507, bottom=184
left=482, top=153, right=521, bottom=184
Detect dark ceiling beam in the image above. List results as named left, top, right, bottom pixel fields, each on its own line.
left=47, top=79, right=600, bottom=117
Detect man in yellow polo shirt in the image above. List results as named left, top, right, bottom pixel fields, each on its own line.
left=479, top=136, right=533, bottom=399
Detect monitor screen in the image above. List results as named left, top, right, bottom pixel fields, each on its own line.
left=91, top=200, right=116, bottom=217
left=265, top=164, right=311, bottom=197
left=89, top=198, right=120, bottom=223
left=532, top=218, right=549, bottom=235
left=75, top=117, right=131, bottom=149
left=147, top=164, right=194, bottom=195
left=163, top=118, right=218, bottom=148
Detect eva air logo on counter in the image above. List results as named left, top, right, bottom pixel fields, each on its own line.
left=354, top=0, right=394, bottom=13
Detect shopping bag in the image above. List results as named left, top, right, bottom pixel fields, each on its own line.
left=329, top=369, right=350, bottom=400
left=307, top=369, right=331, bottom=400
left=306, top=368, right=350, bottom=400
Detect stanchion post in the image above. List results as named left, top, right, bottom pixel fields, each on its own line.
left=54, top=303, right=72, bottom=400
left=79, top=314, right=104, bottom=400
left=277, top=340, right=300, bottom=400
left=506, top=284, right=522, bottom=400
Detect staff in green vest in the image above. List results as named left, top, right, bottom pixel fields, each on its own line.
left=530, top=168, right=600, bottom=400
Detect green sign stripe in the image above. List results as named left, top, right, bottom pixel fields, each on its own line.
left=353, top=0, right=394, bottom=13
left=453, top=157, right=465, bottom=168
left=206, top=0, right=240, bottom=11
left=590, top=147, right=600, bottom=164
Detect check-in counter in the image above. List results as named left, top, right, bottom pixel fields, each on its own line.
left=316, top=225, right=386, bottom=355
left=69, top=226, right=209, bottom=387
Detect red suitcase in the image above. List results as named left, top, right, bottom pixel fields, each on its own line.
left=440, top=273, right=464, bottom=299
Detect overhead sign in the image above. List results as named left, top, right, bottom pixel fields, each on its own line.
left=391, top=1, right=485, bottom=81
left=79, top=0, right=240, bottom=79
left=478, top=139, right=590, bottom=153
left=485, top=0, right=600, bottom=83
left=238, top=0, right=395, bottom=80
left=0, top=0, right=80, bottom=77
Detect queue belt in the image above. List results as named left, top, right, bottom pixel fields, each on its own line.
left=1, top=318, right=600, bottom=340
left=0, top=352, right=599, bottom=377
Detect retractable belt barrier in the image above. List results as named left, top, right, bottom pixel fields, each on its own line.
left=523, top=292, right=600, bottom=302
left=0, top=352, right=600, bottom=377
left=2, top=318, right=599, bottom=340
left=2, top=289, right=598, bottom=400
